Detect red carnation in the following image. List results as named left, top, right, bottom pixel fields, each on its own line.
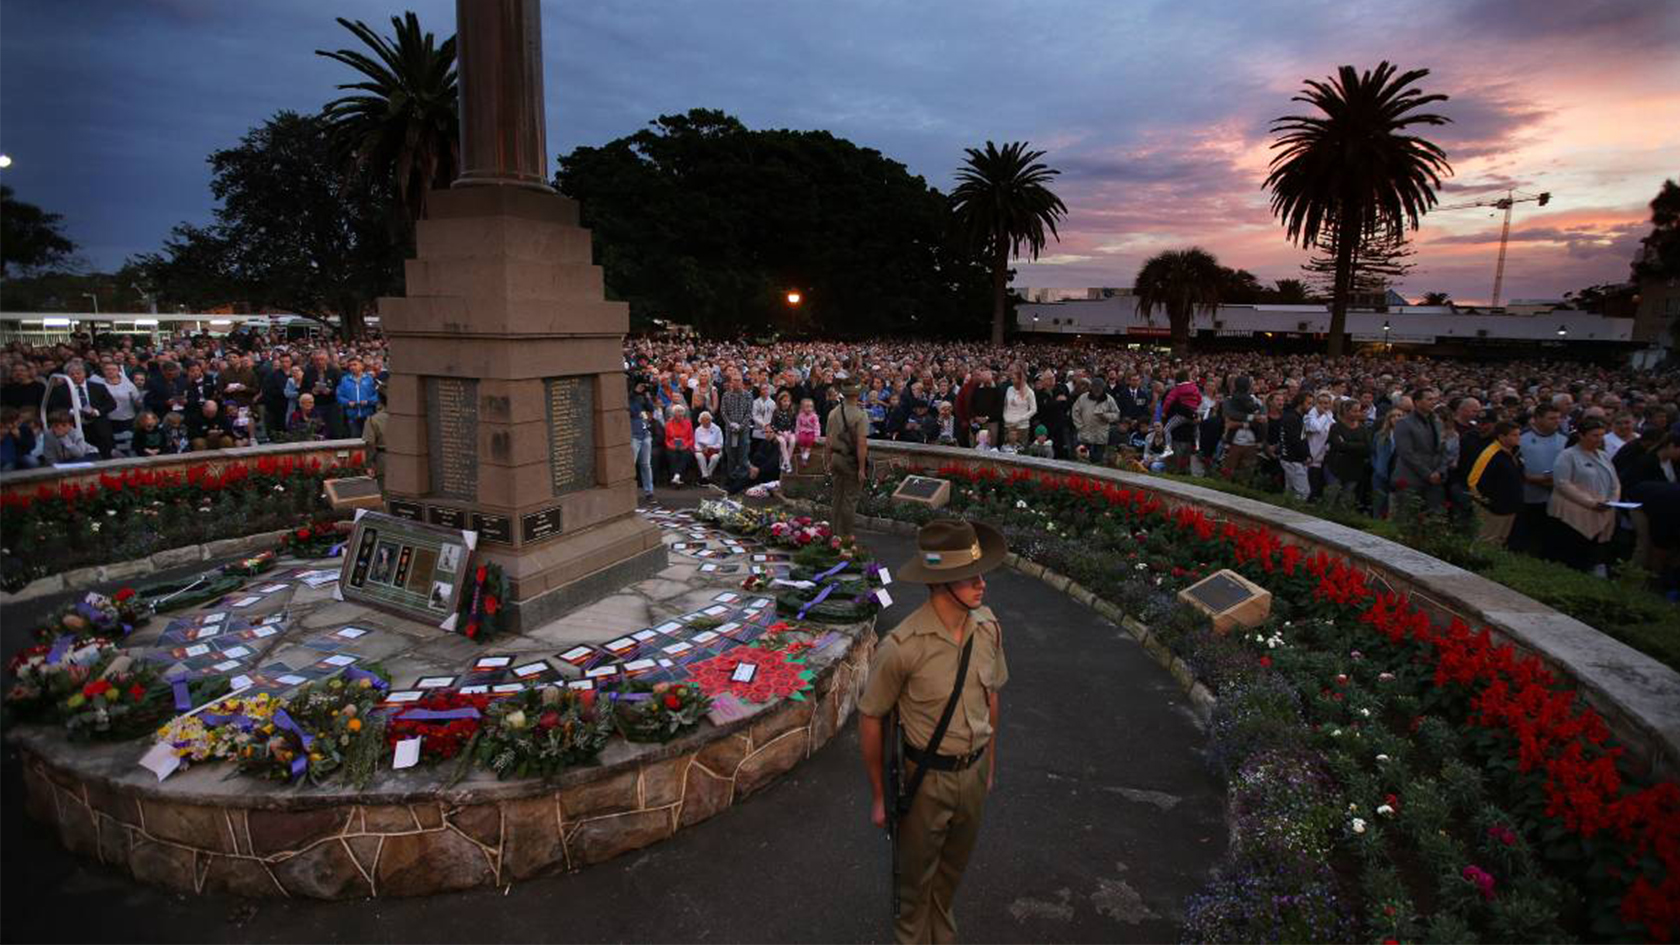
left=538, top=711, right=560, bottom=730
left=295, top=527, right=311, bottom=539
left=82, top=679, right=113, bottom=699
left=484, top=596, right=500, bottom=616
left=1259, top=655, right=1272, bottom=668
left=128, top=683, right=146, bottom=701
left=114, top=587, right=136, bottom=603
left=476, top=565, right=488, bottom=584
left=465, top=622, right=479, bottom=639
left=663, top=693, right=682, bottom=710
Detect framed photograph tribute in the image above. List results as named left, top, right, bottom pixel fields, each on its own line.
left=339, top=510, right=478, bottom=630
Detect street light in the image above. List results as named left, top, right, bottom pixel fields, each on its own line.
left=1557, top=325, right=1567, bottom=337
left=82, top=292, right=99, bottom=315
left=0, top=154, right=12, bottom=169
left=785, top=291, right=802, bottom=306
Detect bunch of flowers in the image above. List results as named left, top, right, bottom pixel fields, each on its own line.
left=155, top=690, right=281, bottom=769
left=384, top=690, right=491, bottom=764
left=695, top=497, right=762, bottom=533
left=33, top=590, right=151, bottom=645
left=687, top=645, right=816, bottom=704
left=472, top=685, right=612, bottom=779
left=237, top=673, right=387, bottom=786
left=279, top=521, right=340, bottom=558
left=458, top=562, right=507, bottom=643
left=609, top=680, right=711, bottom=743
left=4, top=637, right=117, bottom=721
left=767, top=516, right=833, bottom=549
left=63, top=660, right=229, bottom=742
left=220, top=550, right=277, bottom=577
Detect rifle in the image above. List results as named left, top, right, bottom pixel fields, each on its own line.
left=884, top=708, right=902, bottom=920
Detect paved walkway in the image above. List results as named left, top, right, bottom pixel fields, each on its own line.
left=1, top=504, right=1226, bottom=943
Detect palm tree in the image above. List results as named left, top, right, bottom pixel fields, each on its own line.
left=1421, top=291, right=1452, bottom=306
left=1265, top=62, right=1451, bottom=356
left=316, top=13, right=459, bottom=234
left=950, top=141, right=1068, bottom=346
left=1272, top=278, right=1311, bottom=303
left=1134, top=248, right=1223, bottom=353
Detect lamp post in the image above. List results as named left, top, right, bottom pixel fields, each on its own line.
left=83, top=292, right=99, bottom=315
left=785, top=291, right=801, bottom=307
left=1382, top=320, right=1391, bottom=352
left=0, top=154, right=12, bottom=169
left=1556, top=325, right=1567, bottom=337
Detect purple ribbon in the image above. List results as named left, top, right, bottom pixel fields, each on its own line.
left=199, top=711, right=253, bottom=731
left=46, top=634, right=74, bottom=664
left=608, top=691, right=652, bottom=702
left=396, top=707, right=481, bottom=721
left=76, top=601, right=106, bottom=625
left=272, top=708, right=313, bottom=780
left=342, top=666, right=388, bottom=690
left=170, top=677, right=192, bottom=711
left=797, top=583, right=837, bottom=620
left=814, top=562, right=849, bottom=582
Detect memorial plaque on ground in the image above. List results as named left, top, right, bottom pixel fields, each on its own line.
left=545, top=376, right=595, bottom=496
left=1177, top=568, right=1271, bottom=634
left=426, top=377, right=479, bottom=501
left=340, top=511, right=477, bottom=629
left=892, top=475, right=951, bottom=509
left=324, top=476, right=382, bottom=511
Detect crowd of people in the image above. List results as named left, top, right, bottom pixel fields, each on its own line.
left=623, top=338, right=1680, bottom=585
left=0, top=327, right=390, bottom=469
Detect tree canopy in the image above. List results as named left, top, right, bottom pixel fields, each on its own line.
left=131, top=111, right=404, bottom=337
left=1, top=185, right=77, bottom=278
left=1631, top=178, right=1680, bottom=283
left=949, top=141, right=1068, bottom=345
left=556, top=109, right=993, bottom=338
left=1135, top=247, right=1224, bottom=353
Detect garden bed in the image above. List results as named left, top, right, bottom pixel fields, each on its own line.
left=855, top=460, right=1679, bottom=942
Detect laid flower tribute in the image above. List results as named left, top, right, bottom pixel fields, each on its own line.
left=133, top=569, right=251, bottom=613
left=471, top=685, right=612, bottom=779
left=687, top=643, right=817, bottom=704
left=860, top=464, right=1680, bottom=943
left=237, top=671, right=389, bottom=787
left=278, top=522, right=341, bottom=558
left=31, top=589, right=152, bottom=644
left=220, top=550, right=277, bottom=577
left=0, top=451, right=365, bottom=591
left=457, top=562, right=508, bottom=643
left=64, top=660, right=229, bottom=742
left=155, top=690, right=282, bottom=770
left=4, top=637, right=120, bottom=721
left=609, top=680, right=711, bottom=743
left=773, top=555, right=887, bottom=623
left=383, top=690, right=492, bottom=765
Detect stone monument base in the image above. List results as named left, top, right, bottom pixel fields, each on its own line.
left=492, top=522, right=668, bottom=632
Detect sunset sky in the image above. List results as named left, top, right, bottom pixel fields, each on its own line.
left=3, top=0, right=1676, bottom=306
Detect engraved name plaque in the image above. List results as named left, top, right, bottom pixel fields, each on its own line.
left=545, top=376, right=595, bottom=496
left=426, top=377, right=479, bottom=501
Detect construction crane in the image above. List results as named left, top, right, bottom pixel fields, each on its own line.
left=1434, top=189, right=1552, bottom=308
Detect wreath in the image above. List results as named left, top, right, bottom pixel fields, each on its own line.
left=237, top=672, right=387, bottom=786
left=221, top=551, right=277, bottom=577
left=64, top=660, right=230, bottom=742
left=155, top=690, right=282, bottom=772
left=687, top=646, right=816, bottom=704
left=384, top=690, right=491, bottom=765
left=472, top=686, right=612, bottom=779
left=4, top=637, right=118, bottom=722
left=458, top=562, right=508, bottom=643
left=134, top=571, right=248, bottom=613
left=279, top=522, right=340, bottom=559
left=609, top=680, right=711, bottom=743
left=33, top=589, right=151, bottom=645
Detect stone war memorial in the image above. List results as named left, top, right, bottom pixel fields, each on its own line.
left=4, top=0, right=1680, bottom=942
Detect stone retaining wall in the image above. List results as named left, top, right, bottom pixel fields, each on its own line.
left=0, top=439, right=365, bottom=500
left=854, top=440, right=1680, bottom=780
left=13, top=625, right=875, bottom=898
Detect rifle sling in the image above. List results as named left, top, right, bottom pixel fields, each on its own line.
left=897, top=632, right=975, bottom=818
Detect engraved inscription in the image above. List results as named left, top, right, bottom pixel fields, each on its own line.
left=428, top=505, right=467, bottom=529
left=1187, top=573, right=1253, bottom=613
left=472, top=512, right=513, bottom=544
left=426, top=377, right=479, bottom=501
left=545, top=376, right=595, bottom=496
left=388, top=499, right=423, bottom=521
left=522, top=506, right=563, bottom=543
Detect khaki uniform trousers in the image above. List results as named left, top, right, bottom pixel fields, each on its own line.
left=895, top=759, right=988, bottom=944
left=1476, top=511, right=1514, bottom=547
left=831, top=462, right=859, bottom=539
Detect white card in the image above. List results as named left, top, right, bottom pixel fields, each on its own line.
left=251, top=626, right=278, bottom=638
left=567, top=679, right=595, bottom=691
left=702, top=604, right=730, bottom=616
left=657, top=659, right=676, bottom=669
left=585, top=665, right=620, bottom=679
left=604, top=637, right=637, bottom=652
left=260, top=614, right=285, bottom=625
left=416, top=677, right=454, bottom=689
left=336, top=626, right=368, bottom=639
left=474, top=656, right=512, bottom=669
left=512, top=662, right=547, bottom=677
left=731, top=663, right=758, bottom=683
left=213, top=659, right=242, bottom=672
left=220, top=645, right=252, bottom=658
left=559, top=646, right=593, bottom=662
left=323, top=654, right=357, bottom=667
left=385, top=690, right=423, bottom=703
left=231, top=596, right=262, bottom=608
left=184, top=644, right=210, bottom=657
left=752, top=554, right=769, bottom=562
left=139, top=742, right=181, bottom=781
left=654, top=621, right=684, bottom=634
left=492, top=682, right=525, bottom=693
left=878, top=566, right=893, bottom=586
left=623, top=658, right=657, bottom=673
left=277, top=674, right=308, bottom=686
left=671, top=542, right=689, bottom=550
left=692, top=631, right=721, bottom=645
left=717, top=622, right=742, bottom=636
left=632, top=629, right=659, bottom=642
left=700, top=564, right=719, bottom=573
left=661, top=641, right=693, bottom=655
left=750, top=598, right=772, bottom=608
left=257, top=583, right=288, bottom=594
left=459, top=685, right=490, bottom=694
left=230, top=674, right=254, bottom=690
left=392, top=737, right=422, bottom=770
left=713, top=592, right=741, bottom=603
left=194, top=625, right=222, bottom=640
left=876, top=589, right=894, bottom=608
left=202, top=613, right=226, bottom=624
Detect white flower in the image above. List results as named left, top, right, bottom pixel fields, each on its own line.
left=105, top=509, right=117, bottom=517
left=1283, top=621, right=1293, bottom=627
left=1154, top=577, right=1163, bottom=586
left=1348, top=802, right=1359, bottom=812
left=1378, top=672, right=1395, bottom=682
left=1135, top=562, right=1148, bottom=571
left=1351, top=818, right=1367, bottom=834
left=273, top=484, right=285, bottom=493
left=1359, top=708, right=1371, bottom=718
left=1330, top=728, right=1343, bottom=737
left=1015, top=499, right=1027, bottom=509
left=1376, top=804, right=1395, bottom=816
left=1375, top=753, right=1390, bottom=763
left=90, top=522, right=101, bottom=533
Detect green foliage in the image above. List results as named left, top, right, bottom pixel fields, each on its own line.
left=1134, top=247, right=1225, bottom=352
left=0, top=185, right=76, bottom=277
left=949, top=140, right=1068, bottom=344
left=557, top=109, right=994, bottom=338
left=1631, top=178, right=1680, bottom=283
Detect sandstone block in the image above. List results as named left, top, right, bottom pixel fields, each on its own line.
left=749, top=699, right=814, bottom=750
left=139, top=798, right=234, bottom=853
left=735, top=730, right=809, bottom=798
left=677, top=762, right=733, bottom=829
left=640, top=756, right=690, bottom=809
left=501, top=794, right=564, bottom=881
left=695, top=733, right=752, bottom=778
left=248, top=807, right=349, bottom=857
left=271, top=839, right=371, bottom=899
left=376, top=829, right=495, bottom=896
left=559, top=768, right=638, bottom=821
left=565, top=809, right=671, bottom=867
left=200, top=854, right=283, bottom=897
left=448, top=804, right=502, bottom=849
left=128, top=839, right=197, bottom=893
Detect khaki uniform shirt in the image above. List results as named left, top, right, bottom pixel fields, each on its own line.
left=825, top=402, right=868, bottom=473
left=363, top=410, right=389, bottom=479
left=860, top=600, right=1008, bottom=757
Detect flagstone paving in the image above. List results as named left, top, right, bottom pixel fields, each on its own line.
left=0, top=493, right=1227, bottom=942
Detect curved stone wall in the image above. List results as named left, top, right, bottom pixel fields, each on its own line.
left=859, top=440, right=1680, bottom=780
left=0, top=439, right=366, bottom=500
left=11, top=622, right=874, bottom=898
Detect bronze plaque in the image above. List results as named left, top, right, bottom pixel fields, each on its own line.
left=428, top=505, right=467, bottom=529
left=388, top=498, right=423, bottom=520
left=426, top=377, right=479, bottom=501
left=522, top=506, right=563, bottom=543
left=896, top=476, right=945, bottom=500
left=545, top=376, right=595, bottom=496
left=1185, top=572, right=1253, bottom=613
left=473, top=512, right=513, bottom=544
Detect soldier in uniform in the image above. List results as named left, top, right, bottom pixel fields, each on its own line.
left=859, top=519, right=1009, bottom=944
left=825, top=377, right=869, bottom=540
left=362, top=386, right=389, bottom=488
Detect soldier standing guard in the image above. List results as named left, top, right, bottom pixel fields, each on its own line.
left=362, top=386, right=389, bottom=489
left=825, top=378, right=869, bottom=540
left=859, top=519, right=1009, bottom=944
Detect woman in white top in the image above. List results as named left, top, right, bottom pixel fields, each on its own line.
left=92, top=361, right=145, bottom=456
left=1002, top=369, right=1038, bottom=448
left=751, top=383, right=777, bottom=447
left=693, top=410, right=725, bottom=483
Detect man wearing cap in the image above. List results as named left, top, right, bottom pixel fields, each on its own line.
left=860, top=519, right=1009, bottom=944
left=825, top=378, right=869, bottom=540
